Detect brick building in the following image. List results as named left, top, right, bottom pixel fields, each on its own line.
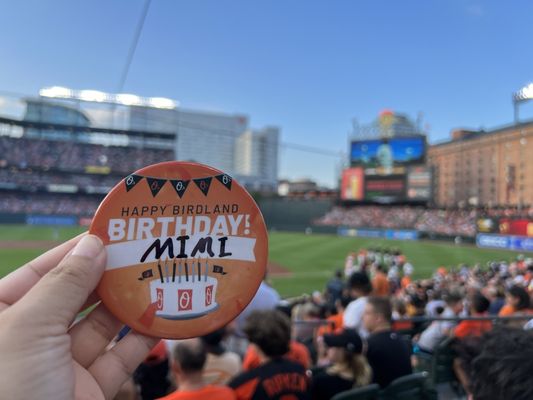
left=428, top=122, right=533, bottom=207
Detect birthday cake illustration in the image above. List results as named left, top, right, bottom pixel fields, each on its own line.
left=148, top=258, right=219, bottom=320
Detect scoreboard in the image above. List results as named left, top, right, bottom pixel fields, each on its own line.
left=341, top=136, right=430, bottom=203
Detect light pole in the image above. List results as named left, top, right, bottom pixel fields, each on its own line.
left=513, top=82, right=533, bottom=124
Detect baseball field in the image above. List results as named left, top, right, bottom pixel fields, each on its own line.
left=1, top=224, right=531, bottom=297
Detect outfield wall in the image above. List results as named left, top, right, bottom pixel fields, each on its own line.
left=338, top=227, right=419, bottom=240
left=0, top=213, right=79, bottom=226
left=258, top=198, right=334, bottom=232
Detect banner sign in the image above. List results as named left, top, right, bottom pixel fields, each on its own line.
left=338, top=227, right=419, bottom=240
left=476, top=233, right=533, bottom=252
left=26, top=214, right=77, bottom=226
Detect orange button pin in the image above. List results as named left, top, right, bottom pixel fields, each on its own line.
left=90, top=161, right=268, bottom=338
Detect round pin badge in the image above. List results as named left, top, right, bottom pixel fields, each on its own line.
left=90, top=161, right=268, bottom=339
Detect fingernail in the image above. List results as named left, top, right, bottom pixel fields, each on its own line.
left=72, top=235, right=104, bottom=258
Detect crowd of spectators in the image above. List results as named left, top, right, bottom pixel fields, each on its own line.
left=0, top=135, right=175, bottom=217
left=316, top=206, right=494, bottom=237
left=481, top=205, right=533, bottom=218
left=113, top=247, right=533, bottom=400
left=0, top=136, right=173, bottom=174
left=316, top=206, right=421, bottom=230
left=0, top=168, right=119, bottom=189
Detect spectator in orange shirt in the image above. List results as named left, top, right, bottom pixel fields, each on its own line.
left=400, top=275, right=412, bottom=290
left=158, top=338, right=236, bottom=400
left=315, top=297, right=351, bottom=366
left=317, top=296, right=351, bottom=337
left=391, top=298, right=413, bottom=332
left=229, top=310, right=310, bottom=400
left=498, top=285, right=532, bottom=328
left=454, top=292, right=492, bottom=339
left=372, top=264, right=390, bottom=297
left=498, top=285, right=531, bottom=316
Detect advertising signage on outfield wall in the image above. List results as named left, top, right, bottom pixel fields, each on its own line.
left=26, top=215, right=78, bottom=226
left=477, top=218, right=533, bottom=237
left=338, top=227, right=419, bottom=240
left=476, top=233, right=533, bottom=252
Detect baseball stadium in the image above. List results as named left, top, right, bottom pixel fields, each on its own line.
left=2, top=3, right=533, bottom=399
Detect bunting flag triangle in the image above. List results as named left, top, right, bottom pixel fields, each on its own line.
left=215, top=174, right=233, bottom=190
left=170, top=179, right=190, bottom=198
left=124, top=174, right=144, bottom=192
left=193, top=177, right=212, bottom=196
left=146, top=177, right=167, bottom=197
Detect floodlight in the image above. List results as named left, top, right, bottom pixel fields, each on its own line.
left=148, top=97, right=177, bottom=109
left=79, top=90, right=107, bottom=103
left=116, top=93, right=142, bottom=106
left=514, top=83, right=533, bottom=102
left=39, top=86, right=72, bottom=99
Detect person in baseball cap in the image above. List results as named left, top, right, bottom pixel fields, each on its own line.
left=323, top=329, right=365, bottom=354
left=311, top=329, right=371, bottom=400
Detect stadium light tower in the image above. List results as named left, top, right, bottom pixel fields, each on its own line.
left=39, top=86, right=179, bottom=109
left=513, top=82, right=533, bottom=123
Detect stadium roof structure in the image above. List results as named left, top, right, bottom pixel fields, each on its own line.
left=0, top=116, right=175, bottom=140
left=350, top=111, right=425, bottom=141
left=39, top=86, right=178, bottom=110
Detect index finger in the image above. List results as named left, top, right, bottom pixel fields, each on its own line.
left=0, top=232, right=86, bottom=310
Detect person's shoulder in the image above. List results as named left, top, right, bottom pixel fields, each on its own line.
left=368, top=330, right=398, bottom=345
left=228, top=367, right=260, bottom=388
left=261, top=282, right=281, bottom=300
left=313, top=370, right=350, bottom=386
left=218, top=349, right=242, bottom=362
left=311, top=370, right=334, bottom=388
left=290, top=340, right=309, bottom=354
left=348, top=297, right=367, bottom=308
left=442, top=307, right=457, bottom=318
left=203, top=385, right=237, bottom=399
left=271, top=357, right=307, bottom=373
left=156, top=391, right=183, bottom=400
left=223, top=350, right=242, bottom=364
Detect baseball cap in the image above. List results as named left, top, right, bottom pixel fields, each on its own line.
left=323, top=329, right=363, bottom=353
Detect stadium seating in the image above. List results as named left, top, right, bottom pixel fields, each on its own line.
left=414, top=337, right=457, bottom=388
left=331, top=384, right=380, bottom=400
left=378, top=372, right=432, bottom=400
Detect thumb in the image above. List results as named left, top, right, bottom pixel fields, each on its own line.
left=15, top=235, right=106, bottom=328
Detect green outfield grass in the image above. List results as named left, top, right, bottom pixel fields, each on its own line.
left=268, top=232, right=533, bottom=297
left=0, top=225, right=531, bottom=298
left=0, top=225, right=85, bottom=277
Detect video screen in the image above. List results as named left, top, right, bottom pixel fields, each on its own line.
left=350, top=137, right=425, bottom=171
